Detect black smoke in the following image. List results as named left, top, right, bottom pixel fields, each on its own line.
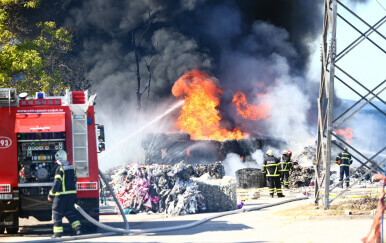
left=12, top=0, right=328, bottom=139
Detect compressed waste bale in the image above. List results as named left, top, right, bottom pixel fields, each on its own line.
left=162, top=140, right=195, bottom=164
left=192, top=174, right=237, bottom=212
left=220, top=139, right=241, bottom=156
left=186, top=140, right=221, bottom=164
left=105, top=161, right=235, bottom=214
left=235, top=168, right=265, bottom=189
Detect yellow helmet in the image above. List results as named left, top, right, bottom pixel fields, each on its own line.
left=266, top=150, right=274, bottom=156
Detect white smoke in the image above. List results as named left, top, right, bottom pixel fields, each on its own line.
left=96, top=98, right=182, bottom=170
left=251, top=149, right=265, bottom=168
left=223, top=152, right=263, bottom=179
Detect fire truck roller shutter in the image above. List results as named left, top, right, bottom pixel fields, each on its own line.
left=15, top=113, right=65, bottom=133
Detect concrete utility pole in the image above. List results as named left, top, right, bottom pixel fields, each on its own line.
left=315, top=0, right=386, bottom=209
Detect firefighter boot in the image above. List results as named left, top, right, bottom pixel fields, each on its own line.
left=285, top=185, right=289, bottom=189
left=346, top=182, right=350, bottom=188
left=278, top=193, right=285, bottom=198
left=270, top=193, right=274, bottom=198
left=74, top=226, right=82, bottom=235
left=51, top=233, right=62, bottom=239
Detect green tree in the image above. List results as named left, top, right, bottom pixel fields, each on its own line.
left=0, top=0, right=76, bottom=95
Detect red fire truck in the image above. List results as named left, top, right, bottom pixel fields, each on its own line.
left=0, top=88, right=105, bottom=234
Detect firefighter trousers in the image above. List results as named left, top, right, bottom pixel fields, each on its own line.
left=339, top=166, right=350, bottom=185
left=280, top=171, right=290, bottom=188
left=267, top=177, right=283, bottom=196
left=52, top=194, right=81, bottom=234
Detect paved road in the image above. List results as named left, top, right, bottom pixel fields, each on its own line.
left=1, top=191, right=376, bottom=243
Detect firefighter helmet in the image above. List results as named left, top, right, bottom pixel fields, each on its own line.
left=266, top=150, right=274, bottom=156
left=288, top=150, right=292, bottom=157
left=55, top=149, right=67, bottom=161
left=282, top=150, right=288, bottom=155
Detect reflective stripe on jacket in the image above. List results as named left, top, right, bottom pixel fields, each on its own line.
left=263, top=155, right=280, bottom=177
left=335, top=152, right=352, bottom=166
left=49, top=161, right=77, bottom=197
left=279, top=155, right=292, bottom=172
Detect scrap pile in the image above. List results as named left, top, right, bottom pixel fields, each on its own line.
left=106, top=161, right=236, bottom=215
left=289, top=164, right=315, bottom=188
left=235, top=168, right=265, bottom=189
left=192, top=174, right=237, bottom=212
left=194, top=161, right=225, bottom=179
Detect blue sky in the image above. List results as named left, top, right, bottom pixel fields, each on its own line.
left=309, top=0, right=386, bottom=102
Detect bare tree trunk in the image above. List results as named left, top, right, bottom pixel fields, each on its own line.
left=131, top=12, right=152, bottom=113
left=133, top=30, right=142, bottom=111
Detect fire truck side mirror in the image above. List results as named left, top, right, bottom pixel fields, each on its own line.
left=97, top=125, right=105, bottom=143
left=98, top=142, right=105, bottom=152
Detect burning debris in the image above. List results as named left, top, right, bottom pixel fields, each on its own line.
left=333, top=127, right=353, bottom=144
left=171, top=69, right=245, bottom=141
left=104, top=161, right=236, bottom=215
left=232, top=91, right=270, bottom=121
left=142, top=132, right=286, bottom=165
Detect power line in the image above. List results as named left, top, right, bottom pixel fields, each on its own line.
left=376, top=0, right=386, bottom=12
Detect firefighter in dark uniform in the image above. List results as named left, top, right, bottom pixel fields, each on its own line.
left=279, top=150, right=293, bottom=189
left=48, top=150, right=82, bottom=238
left=263, top=150, right=285, bottom=198
left=335, top=147, right=353, bottom=188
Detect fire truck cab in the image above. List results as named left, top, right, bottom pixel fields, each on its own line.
left=0, top=88, right=104, bottom=234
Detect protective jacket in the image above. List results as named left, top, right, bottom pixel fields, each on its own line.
left=49, top=160, right=77, bottom=198
left=49, top=160, right=80, bottom=235
left=263, top=155, right=280, bottom=177
left=279, top=155, right=293, bottom=172
left=335, top=152, right=353, bottom=167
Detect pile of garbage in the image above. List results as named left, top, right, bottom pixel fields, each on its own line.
left=104, top=161, right=236, bottom=215
left=289, top=164, right=315, bottom=188
left=235, top=168, right=265, bottom=189
left=192, top=174, right=237, bottom=212
left=194, top=161, right=225, bottom=179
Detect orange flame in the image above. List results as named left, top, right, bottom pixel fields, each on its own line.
left=187, top=149, right=190, bottom=157
left=334, top=127, right=353, bottom=144
left=232, top=91, right=270, bottom=120
left=172, top=69, right=245, bottom=141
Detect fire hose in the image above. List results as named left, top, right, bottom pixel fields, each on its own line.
left=21, top=169, right=308, bottom=242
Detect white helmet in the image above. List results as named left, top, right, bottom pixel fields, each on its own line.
left=282, top=150, right=288, bottom=155
left=266, top=150, right=274, bottom=156
left=55, top=149, right=67, bottom=161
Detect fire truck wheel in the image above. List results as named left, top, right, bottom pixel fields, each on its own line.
left=5, top=213, right=19, bottom=234
left=6, top=227, right=18, bottom=234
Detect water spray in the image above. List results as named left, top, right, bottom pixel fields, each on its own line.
left=99, top=100, right=184, bottom=159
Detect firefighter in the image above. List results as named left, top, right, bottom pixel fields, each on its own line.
left=263, top=150, right=285, bottom=198
left=279, top=150, right=292, bottom=189
left=48, top=150, right=82, bottom=238
left=335, top=147, right=353, bottom=188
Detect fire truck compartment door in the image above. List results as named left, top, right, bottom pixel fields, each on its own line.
left=15, top=113, right=66, bottom=133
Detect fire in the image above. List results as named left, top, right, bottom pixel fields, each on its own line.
left=232, top=91, right=270, bottom=120
left=172, top=69, right=245, bottom=141
left=334, top=127, right=353, bottom=144
left=186, top=149, right=190, bottom=157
